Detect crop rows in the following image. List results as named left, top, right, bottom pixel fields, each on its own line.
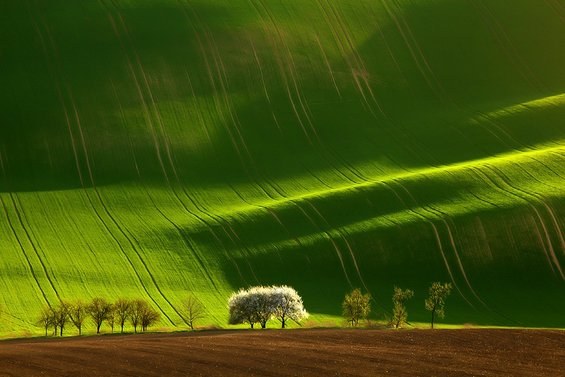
left=0, top=0, right=563, bottom=335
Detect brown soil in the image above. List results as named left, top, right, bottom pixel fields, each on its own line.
left=0, top=329, right=563, bottom=377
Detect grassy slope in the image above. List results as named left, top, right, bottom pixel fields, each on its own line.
left=0, top=0, right=564, bottom=335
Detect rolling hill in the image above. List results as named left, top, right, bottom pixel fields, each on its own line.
left=0, top=0, right=564, bottom=335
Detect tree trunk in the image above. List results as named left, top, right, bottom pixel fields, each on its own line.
left=431, top=309, right=435, bottom=329
left=60, top=327, right=63, bottom=337
left=78, top=326, right=82, bottom=336
left=121, top=323, right=124, bottom=333
left=97, top=323, right=101, bottom=334
left=250, top=323, right=254, bottom=329
left=281, top=318, right=286, bottom=329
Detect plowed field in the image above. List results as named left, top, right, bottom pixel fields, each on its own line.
left=1, top=329, right=563, bottom=377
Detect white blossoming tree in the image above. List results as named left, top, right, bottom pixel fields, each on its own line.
left=271, top=285, right=309, bottom=328
left=228, top=288, right=260, bottom=329
left=228, top=285, right=308, bottom=329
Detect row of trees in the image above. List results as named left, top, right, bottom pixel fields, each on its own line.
left=29, top=282, right=451, bottom=336
left=37, top=298, right=161, bottom=337
left=228, top=285, right=308, bottom=329
left=342, top=282, right=453, bottom=329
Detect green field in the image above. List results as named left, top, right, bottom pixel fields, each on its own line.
left=0, top=0, right=564, bottom=336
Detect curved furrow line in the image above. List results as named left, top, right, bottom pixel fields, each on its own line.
left=256, top=0, right=319, bottom=139
left=172, top=182, right=254, bottom=284
left=299, top=165, right=334, bottom=190
left=0, top=194, right=51, bottom=306
left=304, top=200, right=380, bottom=307
left=393, top=181, right=480, bottom=308
left=476, top=166, right=564, bottom=280
left=111, top=0, right=178, bottom=179
left=201, top=26, right=254, bottom=162
left=102, top=0, right=171, bottom=183
left=529, top=154, right=565, bottom=183
left=392, top=2, right=454, bottom=102
left=369, top=3, right=405, bottom=78
left=26, top=4, right=86, bottom=187
left=290, top=200, right=354, bottom=288
left=469, top=166, right=560, bottom=277
left=314, top=0, right=354, bottom=73
left=0, top=310, right=33, bottom=327
left=467, top=0, right=544, bottom=92
left=323, top=0, right=365, bottom=71
left=141, top=190, right=228, bottom=304
left=249, top=36, right=273, bottom=104
left=225, top=183, right=294, bottom=265
left=178, top=0, right=250, bottom=169
left=377, top=0, right=445, bottom=102
left=315, top=148, right=365, bottom=185
left=372, top=2, right=525, bottom=165
left=177, top=183, right=266, bottom=286
left=487, top=164, right=565, bottom=255
left=508, top=157, right=565, bottom=194
left=27, top=3, right=142, bottom=306
left=316, top=0, right=380, bottom=116
left=178, top=186, right=250, bottom=285
left=478, top=1, right=547, bottom=91
left=325, top=3, right=455, bottom=168
left=150, top=202, right=222, bottom=316
left=247, top=0, right=314, bottom=144
left=392, top=179, right=487, bottom=305
left=107, top=0, right=180, bottom=181
left=375, top=180, right=474, bottom=306
left=61, top=80, right=182, bottom=324
left=3, top=209, right=58, bottom=307
left=544, top=0, right=565, bottom=24
left=183, top=70, right=218, bottom=146
left=110, top=80, right=143, bottom=178
left=424, top=204, right=490, bottom=309
left=324, top=1, right=391, bottom=120
left=314, top=34, right=342, bottom=97
left=109, top=71, right=248, bottom=285
left=472, top=110, right=532, bottom=151
left=84, top=188, right=179, bottom=325
left=431, top=210, right=522, bottom=325
left=467, top=114, right=521, bottom=151
left=256, top=0, right=321, bottom=142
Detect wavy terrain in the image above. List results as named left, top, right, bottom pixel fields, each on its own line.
left=0, top=0, right=564, bottom=335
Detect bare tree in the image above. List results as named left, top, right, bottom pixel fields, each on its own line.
left=37, top=306, right=55, bottom=337
left=391, top=287, right=414, bottom=329
left=114, top=298, right=131, bottom=333
left=183, top=295, right=205, bottom=331
left=425, top=282, right=453, bottom=329
left=129, top=299, right=147, bottom=333
left=342, top=289, right=371, bottom=327
left=107, top=304, right=117, bottom=333
left=88, top=298, right=113, bottom=334
left=141, top=305, right=160, bottom=332
left=54, top=302, right=70, bottom=337
left=68, top=300, right=88, bottom=335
